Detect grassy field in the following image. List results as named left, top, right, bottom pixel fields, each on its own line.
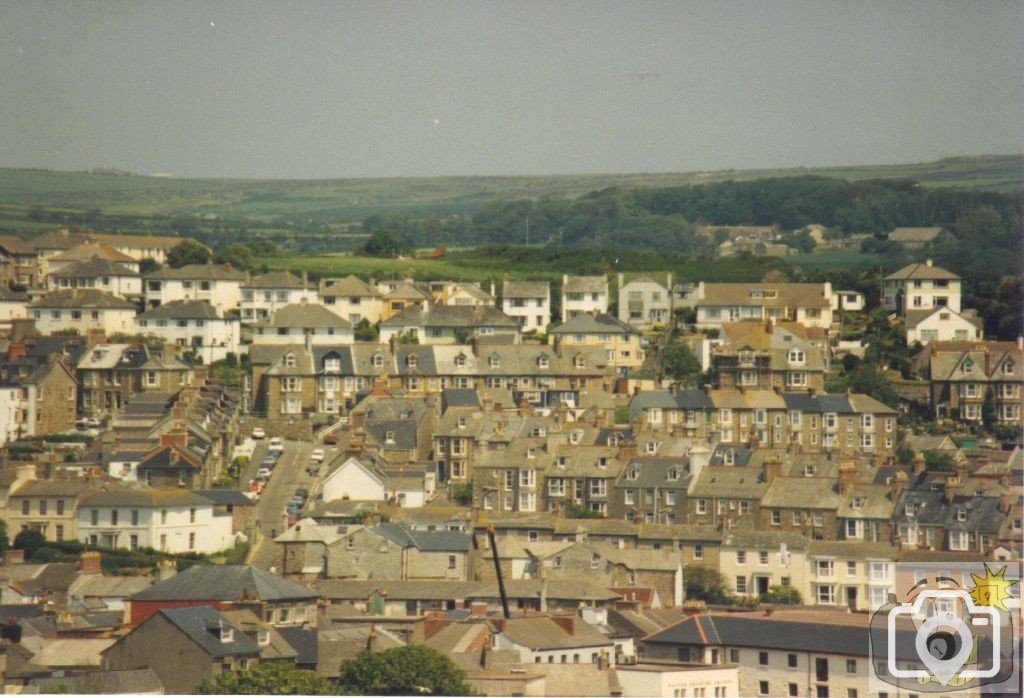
left=1, top=155, right=1020, bottom=227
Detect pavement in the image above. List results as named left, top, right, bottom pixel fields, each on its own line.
left=243, top=438, right=336, bottom=571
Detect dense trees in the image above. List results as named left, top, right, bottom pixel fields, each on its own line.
left=337, top=646, right=475, bottom=696
left=684, top=566, right=733, bottom=605
left=197, top=662, right=337, bottom=695
left=662, top=341, right=702, bottom=385
left=167, top=239, right=212, bottom=267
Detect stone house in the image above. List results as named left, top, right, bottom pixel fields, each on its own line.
left=561, top=274, right=609, bottom=322
left=923, top=339, right=1023, bottom=426
left=47, top=257, right=142, bottom=299
left=686, top=465, right=768, bottom=530
left=380, top=304, right=522, bottom=345
left=6, top=474, right=93, bottom=542
left=102, top=606, right=260, bottom=694
left=318, top=275, right=383, bottom=325
left=549, top=314, right=645, bottom=370
left=609, top=457, right=692, bottom=525
left=379, top=280, right=432, bottom=322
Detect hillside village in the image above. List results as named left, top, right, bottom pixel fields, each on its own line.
left=0, top=225, right=1019, bottom=695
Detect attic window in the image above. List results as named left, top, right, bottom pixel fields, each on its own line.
left=530, top=427, right=546, bottom=437
left=598, top=457, right=608, bottom=468
left=573, top=355, right=585, bottom=369
left=803, top=464, right=815, bottom=477
left=527, top=448, right=536, bottom=459
left=645, top=441, right=659, bottom=454
left=627, top=467, right=639, bottom=480
left=406, top=353, right=418, bottom=368
left=961, top=358, right=973, bottom=375
left=457, top=416, right=467, bottom=429
left=385, top=430, right=396, bottom=444
left=218, top=625, right=234, bottom=643
left=667, top=467, right=679, bottom=481
left=956, top=508, right=967, bottom=522
left=1005, top=360, right=1015, bottom=375
left=454, top=353, right=467, bottom=368
left=606, top=434, right=619, bottom=447
left=372, top=353, right=384, bottom=368
left=537, top=355, right=549, bottom=369
left=788, top=348, right=805, bottom=365
left=852, top=496, right=864, bottom=510
left=324, top=357, right=341, bottom=372
left=257, top=630, right=270, bottom=646
left=723, top=449, right=735, bottom=466
left=284, top=353, right=296, bottom=368
left=488, top=353, right=501, bottom=369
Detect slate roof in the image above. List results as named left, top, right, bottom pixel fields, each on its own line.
left=0, top=287, right=29, bottom=302
left=0, top=234, right=36, bottom=254
left=193, top=489, right=256, bottom=507
left=137, top=299, right=222, bottom=320
left=760, top=476, right=841, bottom=509
left=884, top=261, right=959, bottom=281
left=688, top=467, right=767, bottom=499
left=130, top=564, right=318, bottom=602
left=887, top=227, right=944, bottom=243
left=496, top=616, right=612, bottom=650
left=550, top=313, right=638, bottom=336
left=563, top=275, right=608, bottom=293
left=80, top=486, right=211, bottom=508
left=502, top=280, right=549, bottom=298
left=146, top=263, right=247, bottom=281
left=905, top=306, right=983, bottom=331
left=50, top=257, right=139, bottom=278
left=253, top=302, right=352, bottom=329
left=30, top=668, right=163, bottom=694
left=276, top=626, right=318, bottom=666
left=364, top=419, right=418, bottom=451
left=644, top=611, right=919, bottom=661
left=155, top=606, right=260, bottom=658
left=30, top=289, right=136, bottom=310
left=373, top=522, right=471, bottom=552
left=441, top=388, right=482, bottom=409
left=382, top=304, right=520, bottom=329
left=382, top=281, right=431, bottom=301
left=613, top=457, right=691, bottom=490
left=893, top=490, right=1005, bottom=532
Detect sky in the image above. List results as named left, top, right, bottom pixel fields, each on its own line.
left=1, top=1, right=1021, bottom=179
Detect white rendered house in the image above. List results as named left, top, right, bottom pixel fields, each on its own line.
left=135, top=300, right=241, bottom=363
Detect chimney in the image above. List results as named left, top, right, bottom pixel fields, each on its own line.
left=469, top=601, right=488, bottom=618
left=79, top=551, right=102, bottom=575
left=597, top=648, right=610, bottom=671
left=471, top=336, right=480, bottom=357
left=925, top=259, right=933, bottom=267
left=9, top=318, right=37, bottom=342
left=912, top=452, right=926, bottom=476
left=552, top=334, right=561, bottom=357
left=3, top=549, right=25, bottom=566
left=86, top=328, right=107, bottom=348
left=480, top=643, right=493, bottom=669
left=762, top=454, right=783, bottom=486
left=1000, top=488, right=1017, bottom=514
left=889, top=470, right=908, bottom=500
left=837, top=461, right=857, bottom=496
left=302, top=270, right=309, bottom=287
left=193, top=364, right=210, bottom=385
left=6, top=342, right=26, bottom=362
left=551, top=615, right=575, bottom=635
left=944, top=476, right=958, bottom=504
left=366, top=624, right=378, bottom=652
left=160, top=427, right=188, bottom=450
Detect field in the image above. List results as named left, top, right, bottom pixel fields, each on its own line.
left=0, top=155, right=1020, bottom=228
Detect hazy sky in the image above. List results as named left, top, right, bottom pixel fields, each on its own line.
left=1, top=1, right=1021, bottom=179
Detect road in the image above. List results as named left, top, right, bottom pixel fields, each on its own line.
left=243, top=438, right=330, bottom=571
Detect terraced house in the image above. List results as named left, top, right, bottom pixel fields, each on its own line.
left=695, top=281, right=834, bottom=331
left=922, top=339, right=1024, bottom=426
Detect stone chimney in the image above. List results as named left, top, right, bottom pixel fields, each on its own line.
left=470, top=336, right=480, bottom=357
left=837, top=461, right=857, bottom=496
left=469, top=601, right=488, bottom=618
left=6, top=342, right=26, bottom=362
left=86, top=328, right=107, bottom=348
left=156, top=559, right=176, bottom=581
left=9, top=318, right=37, bottom=342
left=889, top=470, right=908, bottom=500
left=762, top=453, right=783, bottom=486
left=79, top=551, right=102, bottom=575
left=160, top=426, right=188, bottom=450
left=944, top=476, right=959, bottom=504
left=912, top=453, right=926, bottom=476
left=193, top=364, right=210, bottom=385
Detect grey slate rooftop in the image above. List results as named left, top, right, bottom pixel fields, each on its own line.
left=130, top=564, right=318, bottom=601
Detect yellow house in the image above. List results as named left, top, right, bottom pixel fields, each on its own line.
left=549, top=313, right=645, bottom=369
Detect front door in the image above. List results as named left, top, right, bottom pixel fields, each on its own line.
left=846, top=586, right=858, bottom=610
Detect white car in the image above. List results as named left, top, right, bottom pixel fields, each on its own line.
left=268, top=437, right=285, bottom=453
left=256, top=466, right=272, bottom=478
left=251, top=427, right=266, bottom=439
left=310, top=448, right=325, bottom=463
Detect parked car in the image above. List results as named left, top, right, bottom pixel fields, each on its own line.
left=294, top=487, right=309, bottom=499
left=256, top=466, right=272, bottom=478
left=322, top=433, right=340, bottom=445
left=286, top=501, right=302, bottom=515
left=268, top=437, right=285, bottom=453
left=251, top=427, right=266, bottom=439
left=310, top=448, right=325, bottom=463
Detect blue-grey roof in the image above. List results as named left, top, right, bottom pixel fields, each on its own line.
left=275, top=626, right=318, bottom=666
left=373, top=522, right=471, bottom=552
left=396, top=346, right=438, bottom=375
left=442, top=388, right=481, bottom=409
left=130, top=564, right=318, bottom=602
left=817, top=395, right=853, bottom=413
left=781, top=392, right=820, bottom=412
left=157, top=606, right=260, bottom=658
left=708, top=444, right=754, bottom=466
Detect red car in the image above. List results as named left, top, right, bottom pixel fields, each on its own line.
left=322, top=433, right=339, bottom=445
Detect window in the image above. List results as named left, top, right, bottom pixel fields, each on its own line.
left=189, top=507, right=197, bottom=523
left=736, top=550, right=747, bottom=565
left=788, top=348, right=805, bottom=364
left=90, top=509, right=99, bottom=525
left=759, top=651, right=769, bottom=666
left=448, top=555, right=457, bottom=569
left=730, top=649, right=740, bottom=663
left=759, top=551, right=769, bottom=565
left=736, top=576, right=747, bottom=594
left=789, top=684, right=799, bottom=697
left=759, top=682, right=769, bottom=696
left=817, top=584, right=835, bottom=604
left=110, top=510, right=119, bottom=525
left=693, top=543, right=703, bottom=560
left=188, top=532, right=195, bottom=550
left=816, top=560, right=834, bottom=577
left=788, top=653, right=798, bottom=668
left=56, top=500, right=64, bottom=515
left=771, top=510, right=781, bottom=526
left=846, top=659, right=857, bottom=673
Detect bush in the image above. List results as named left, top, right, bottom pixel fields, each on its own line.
left=761, top=584, right=802, bottom=604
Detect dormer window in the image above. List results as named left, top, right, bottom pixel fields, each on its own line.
left=454, top=353, right=467, bottom=368
left=457, top=416, right=467, bottom=429
left=527, top=448, right=536, bottom=459
left=1004, top=360, right=1015, bottom=375
left=257, top=630, right=270, bottom=646
left=803, top=464, right=815, bottom=476
left=488, top=353, right=501, bottom=369
left=284, top=353, right=296, bottom=368
left=530, top=427, right=546, bottom=437
left=372, top=353, right=384, bottom=368
left=723, top=449, right=735, bottom=466
left=385, top=430, right=395, bottom=444
left=852, top=496, right=864, bottom=509
left=406, top=353, right=418, bottom=368
left=956, top=508, right=967, bottom=522
left=627, top=467, right=639, bottom=480
left=537, top=355, right=549, bottom=369
left=218, top=625, right=234, bottom=643
left=573, top=355, right=585, bottom=369
left=962, top=358, right=973, bottom=375
left=324, top=357, right=341, bottom=373
left=598, top=457, right=608, bottom=468
left=788, top=348, right=805, bottom=365
left=606, top=434, right=619, bottom=447
left=667, top=467, right=678, bottom=480
left=644, top=441, right=659, bottom=454
left=905, top=502, right=915, bottom=516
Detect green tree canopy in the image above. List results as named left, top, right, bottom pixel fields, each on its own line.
left=761, top=584, right=802, bottom=605
left=12, top=529, right=46, bottom=559
left=361, top=230, right=405, bottom=258
left=197, top=661, right=337, bottom=695
left=337, top=646, right=475, bottom=696
left=663, top=341, right=702, bottom=385
left=167, top=240, right=212, bottom=267
left=684, top=566, right=733, bottom=605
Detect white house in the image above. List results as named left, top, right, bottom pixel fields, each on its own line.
left=241, top=270, right=317, bottom=323
left=501, top=280, right=550, bottom=333
left=905, top=306, right=983, bottom=345
left=83, top=233, right=206, bottom=266
left=30, top=290, right=136, bottom=336
left=47, top=257, right=142, bottom=300
left=46, top=242, right=140, bottom=275
left=76, top=487, right=234, bottom=554
left=617, top=273, right=673, bottom=329
left=0, top=385, right=26, bottom=446
left=143, top=263, right=248, bottom=313
left=561, top=274, right=609, bottom=322
left=882, top=259, right=962, bottom=316
left=695, top=282, right=834, bottom=331
left=831, top=289, right=865, bottom=312
left=320, top=457, right=426, bottom=508
left=250, top=302, right=354, bottom=345
left=0, top=287, right=29, bottom=330
left=616, top=663, right=739, bottom=698
left=135, top=300, right=241, bottom=363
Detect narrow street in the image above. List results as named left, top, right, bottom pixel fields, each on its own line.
left=243, top=438, right=324, bottom=571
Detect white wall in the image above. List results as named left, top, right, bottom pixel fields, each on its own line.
left=31, top=307, right=135, bottom=336
left=241, top=288, right=318, bottom=322
left=77, top=502, right=234, bottom=554
left=145, top=279, right=243, bottom=313
left=322, top=458, right=385, bottom=502
left=251, top=325, right=354, bottom=345
left=135, top=316, right=241, bottom=363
